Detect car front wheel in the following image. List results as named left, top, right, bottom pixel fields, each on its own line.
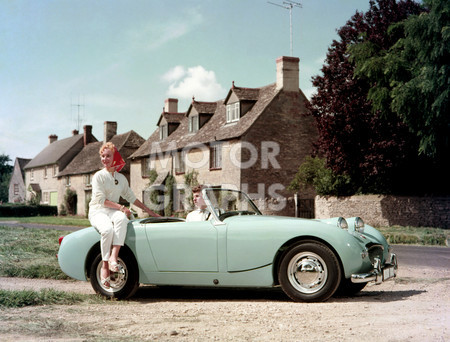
left=278, top=241, right=341, bottom=302
left=89, top=249, right=139, bottom=299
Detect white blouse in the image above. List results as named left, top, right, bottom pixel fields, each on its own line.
left=89, top=168, right=136, bottom=216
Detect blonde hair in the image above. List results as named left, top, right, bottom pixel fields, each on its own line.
left=99, top=142, right=115, bottom=155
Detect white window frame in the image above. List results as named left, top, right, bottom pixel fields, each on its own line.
left=210, top=142, right=222, bottom=169
left=84, top=174, right=92, bottom=186
left=160, top=124, right=168, bottom=140
left=189, top=115, right=199, bottom=133
left=226, top=102, right=240, bottom=123
left=43, top=191, right=49, bottom=204
left=141, top=157, right=152, bottom=178
left=174, top=150, right=186, bottom=174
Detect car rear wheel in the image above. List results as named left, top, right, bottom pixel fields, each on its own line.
left=278, top=241, right=341, bottom=302
left=89, top=249, right=139, bottom=299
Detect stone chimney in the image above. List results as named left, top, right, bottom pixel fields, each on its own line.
left=164, top=98, right=178, bottom=113
left=104, top=121, right=117, bottom=143
left=276, top=56, right=300, bottom=92
left=48, top=134, right=58, bottom=144
left=72, top=129, right=79, bottom=136
left=83, top=125, right=93, bottom=146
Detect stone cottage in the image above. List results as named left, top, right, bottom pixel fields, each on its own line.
left=24, top=126, right=97, bottom=208
left=8, top=157, right=31, bottom=203
left=58, top=121, right=145, bottom=215
left=129, top=56, right=318, bottom=216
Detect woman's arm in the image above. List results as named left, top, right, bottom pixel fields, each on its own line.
left=103, top=199, right=123, bottom=211
left=133, top=199, right=161, bottom=217
left=103, top=199, right=160, bottom=218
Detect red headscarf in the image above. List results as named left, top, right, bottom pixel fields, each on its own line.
left=111, top=147, right=126, bottom=172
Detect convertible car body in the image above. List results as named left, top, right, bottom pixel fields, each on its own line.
left=58, top=188, right=397, bottom=302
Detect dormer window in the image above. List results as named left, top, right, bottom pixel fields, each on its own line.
left=226, top=102, right=240, bottom=123
left=189, top=115, right=199, bottom=133
left=160, top=124, right=168, bottom=140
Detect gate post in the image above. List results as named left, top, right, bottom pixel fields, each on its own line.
left=294, top=193, right=298, bottom=218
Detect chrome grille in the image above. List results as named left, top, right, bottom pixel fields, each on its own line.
left=367, top=244, right=384, bottom=264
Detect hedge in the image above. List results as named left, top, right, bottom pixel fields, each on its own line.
left=0, top=204, right=58, bottom=217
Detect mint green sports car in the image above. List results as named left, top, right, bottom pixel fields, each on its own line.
left=58, top=188, right=397, bottom=302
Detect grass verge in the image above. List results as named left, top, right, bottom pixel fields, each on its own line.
left=0, top=225, right=69, bottom=279
left=0, top=215, right=90, bottom=227
left=0, top=288, right=106, bottom=308
left=377, top=225, right=449, bottom=246
left=0, top=225, right=112, bottom=308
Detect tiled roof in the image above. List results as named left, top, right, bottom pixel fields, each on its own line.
left=225, top=86, right=260, bottom=102
left=187, top=100, right=217, bottom=115
left=17, top=158, right=31, bottom=179
left=164, top=113, right=185, bottom=123
left=130, top=83, right=278, bottom=159
left=58, top=131, right=145, bottom=176
left=24, top=134, right=87, bottom=169
left=157, top=112, right=185, bottom=126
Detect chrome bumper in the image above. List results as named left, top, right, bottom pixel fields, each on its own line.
left=351, top=253, right=398, bottom=284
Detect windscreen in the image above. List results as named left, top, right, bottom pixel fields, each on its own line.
left=204, top=189, right=261, bottom=216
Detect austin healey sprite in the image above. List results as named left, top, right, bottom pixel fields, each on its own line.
left=58, top=188, right=397, bottom=302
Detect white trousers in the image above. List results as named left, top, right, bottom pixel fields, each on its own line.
left=89, top=209, right=129, bottom=261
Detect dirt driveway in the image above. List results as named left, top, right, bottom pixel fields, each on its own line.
left=0, top=264, right=449, bottom=342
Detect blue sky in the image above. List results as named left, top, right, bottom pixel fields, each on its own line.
left=0, top=0, right=370, bottom=164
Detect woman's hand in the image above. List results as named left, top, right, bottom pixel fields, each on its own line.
left=122, top=207, right=132, bottom=218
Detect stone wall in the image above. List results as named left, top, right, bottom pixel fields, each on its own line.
left=315, top=195, right=450, bottom=229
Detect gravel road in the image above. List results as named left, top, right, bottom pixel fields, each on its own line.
left=0, top=264, right=449, bottom=341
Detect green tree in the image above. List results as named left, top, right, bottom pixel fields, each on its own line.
left=350, top=0, right=449, bottom=163
left=184, top=170, right=199, bottom=210
left=64, top=188, right=77, bottom=215
left=288, top=157, right=352, bottom=196
left=0, top=154, right=13, bottom=202
left=307, top=0, right=423, bottom=195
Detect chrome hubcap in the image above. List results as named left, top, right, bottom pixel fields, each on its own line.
left=96, top=258, right=127, bottom=293
left=287, top=252, right=328, bottom=294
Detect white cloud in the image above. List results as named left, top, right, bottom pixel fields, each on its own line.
left=161, top=66, right=186, bottom=83
left=128, top=8, right=203, bottom=51
left=162, top=65, right=225, bottom=102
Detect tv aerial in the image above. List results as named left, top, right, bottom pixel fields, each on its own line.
left=71, top=94, right=85, bottom=132
left=268, top=1, right=302, bottom=56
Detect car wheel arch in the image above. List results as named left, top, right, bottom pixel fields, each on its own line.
left=84, top=243, right=138, bottom=280
left=85, top=242, right=100, bottom=279
left=272, top=236, right=344, bottom=286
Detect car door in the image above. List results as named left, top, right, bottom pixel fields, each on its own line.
left=145, top=220, right=218, bottom=272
